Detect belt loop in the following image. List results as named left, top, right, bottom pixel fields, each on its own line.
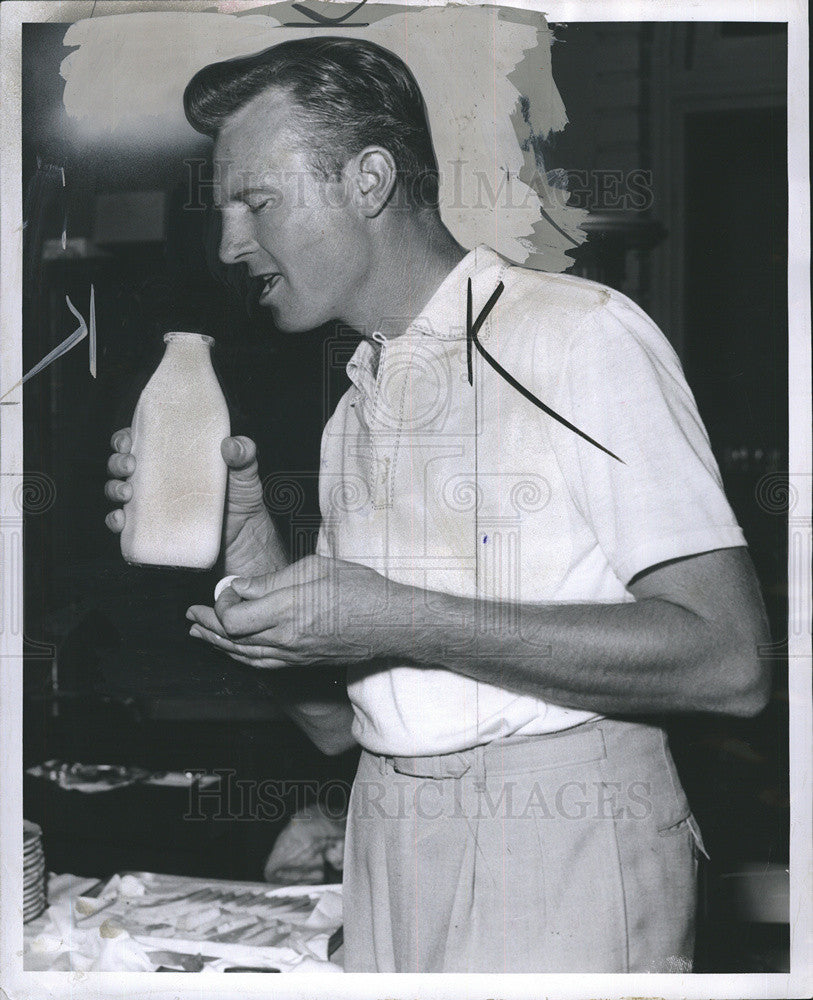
left=473, top=743, right=486, bottom=792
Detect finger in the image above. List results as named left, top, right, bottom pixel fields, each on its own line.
left=193, top=605, right=295, bottom=652
left=213, top=575, right=239, bottom=602
left=105, top=509, right=125, bottom=533
left=222, top=436, right=265, bottom=511
left=186, top=604, right=228, bottom=635
left=220, top=625, right=290, bottom=648
left=191, top=597, right=296, bottom=648
left=195, top=601, right=288, bottom=646
left=110, top=428, right=132, bottom=454
left=229, top=652, right=290, bottom=670
left=229, top=570, right=292, bottom=601
left=104, top=479, right=133, bottom=503
left=218, top=587, right=293, bottom=637
left=214, top=585, right=243, bottom=626
left=188, top=621, right=287, bottom=660
left=223, top=573, right=338, bottom=638
left=192, top=633, right=288, bottom=670
left=188, top=622, right=258, bottom=656
left=107, top=452, right=135, bottom=478
left=268, top=841, right=324, bottom=866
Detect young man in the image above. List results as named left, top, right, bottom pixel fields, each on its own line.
left=105, top=37, right=770, bottom=973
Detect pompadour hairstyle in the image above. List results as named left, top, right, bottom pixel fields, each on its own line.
left=183, top=36, right=440, bottom=208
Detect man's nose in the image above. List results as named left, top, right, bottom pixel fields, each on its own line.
left=219, top=216, right=255, bottom=266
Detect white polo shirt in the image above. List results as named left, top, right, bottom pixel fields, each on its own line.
left=316, top=245, right=745, bottom=756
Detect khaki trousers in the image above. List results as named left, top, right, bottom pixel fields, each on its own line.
left=343, top=717, right=706, bottom=973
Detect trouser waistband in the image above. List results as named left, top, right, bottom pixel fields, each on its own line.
left=377, top=717, right=643, bottom=780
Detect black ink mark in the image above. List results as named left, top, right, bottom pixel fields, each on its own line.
left=0, top=288, right=97, bottom=401
left=285, top=0, right=369, bottom=27
left=466, top=278, right=624, bottom=464
left=540, top=205, right=582, bottom=247
left=466, top=279, right=504, bottom=386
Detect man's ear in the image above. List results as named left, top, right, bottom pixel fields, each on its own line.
left=352, top=147, right=398, bottom=217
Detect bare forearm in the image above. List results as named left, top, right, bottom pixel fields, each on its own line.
left=379, top=550, right=770, bottom=717
left=265, top=668, right=357, bottom=756
left=395, top=592, right=760, bottom=715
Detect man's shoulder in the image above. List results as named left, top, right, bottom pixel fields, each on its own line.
left=472, top=249, right=683, bottom=398
left=480, top=250, right=611, bottom=329
left=487, top=251, right=672, bottom=356
left=497, top=256, right=631, bottom=323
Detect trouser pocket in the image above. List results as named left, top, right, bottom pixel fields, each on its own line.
left=657, top=812, right=710, bottom=861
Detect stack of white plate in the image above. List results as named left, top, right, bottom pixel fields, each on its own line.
left=23, top=820, right=47, bottom=923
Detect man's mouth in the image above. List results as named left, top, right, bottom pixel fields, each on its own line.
left=258, top=273, right=282, bottom=302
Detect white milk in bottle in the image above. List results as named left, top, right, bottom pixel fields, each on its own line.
left=120, top=332, right=230, bottom=569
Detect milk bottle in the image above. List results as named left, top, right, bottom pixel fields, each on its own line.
left=120, top=333, right=230, bottom=569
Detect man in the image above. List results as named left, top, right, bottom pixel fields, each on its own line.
left=105, top=37, right=770, bottom=973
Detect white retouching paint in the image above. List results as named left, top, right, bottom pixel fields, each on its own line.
left=59, top=4, right=588, bottom=268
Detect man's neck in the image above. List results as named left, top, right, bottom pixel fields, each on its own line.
left=353, top=216, right=467, bottom=343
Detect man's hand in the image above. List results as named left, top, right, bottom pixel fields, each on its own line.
left=263, top=803, right=347, bottom=885
left=104, top=429, right=287, bottom=578
left=186, top=554, right=404, bottom=670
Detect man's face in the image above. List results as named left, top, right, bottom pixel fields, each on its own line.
left=213, top=88, right=370, bottom=332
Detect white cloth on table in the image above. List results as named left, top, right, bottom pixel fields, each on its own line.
left=23, top=873, right=343, bottom=972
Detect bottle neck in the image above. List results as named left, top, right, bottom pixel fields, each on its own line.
left=163, top=332, right=214, bottom=350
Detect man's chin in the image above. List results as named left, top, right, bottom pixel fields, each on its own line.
left=261, top=304, right=315, bottom=335
left=259, top=299, right=337, bottom=334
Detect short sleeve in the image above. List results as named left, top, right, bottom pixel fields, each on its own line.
left=549, top=293, right=745, bottom=584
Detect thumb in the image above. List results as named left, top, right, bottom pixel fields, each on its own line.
left=221, top=435, right=258, bottom=475
left=232, top=558, right=330, bottom=598
left=222, top=436, right=264, bottom=510
left=230, top=572, right=281, bottom=600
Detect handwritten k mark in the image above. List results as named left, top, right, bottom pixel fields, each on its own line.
left=467, top=278, right=624, bottom=464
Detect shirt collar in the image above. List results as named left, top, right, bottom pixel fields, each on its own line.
left=406, top=243, right=505, bottom=341
left=346, top=244, right=507, bottom=391
left=346, top=338, right=379, bottom=398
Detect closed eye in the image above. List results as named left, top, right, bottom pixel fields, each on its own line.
left=243, top=191, right=282, bottom=213
left=247, top=198, right=272, bottom=214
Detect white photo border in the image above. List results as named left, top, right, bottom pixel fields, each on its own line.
left=1, top=1, right=809, bottom=998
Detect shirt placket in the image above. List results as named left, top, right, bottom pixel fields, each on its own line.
left=365, top=332, right=398, bottom=509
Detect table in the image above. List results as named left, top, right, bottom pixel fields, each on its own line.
left=23, top=871, right=344, bottom=973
